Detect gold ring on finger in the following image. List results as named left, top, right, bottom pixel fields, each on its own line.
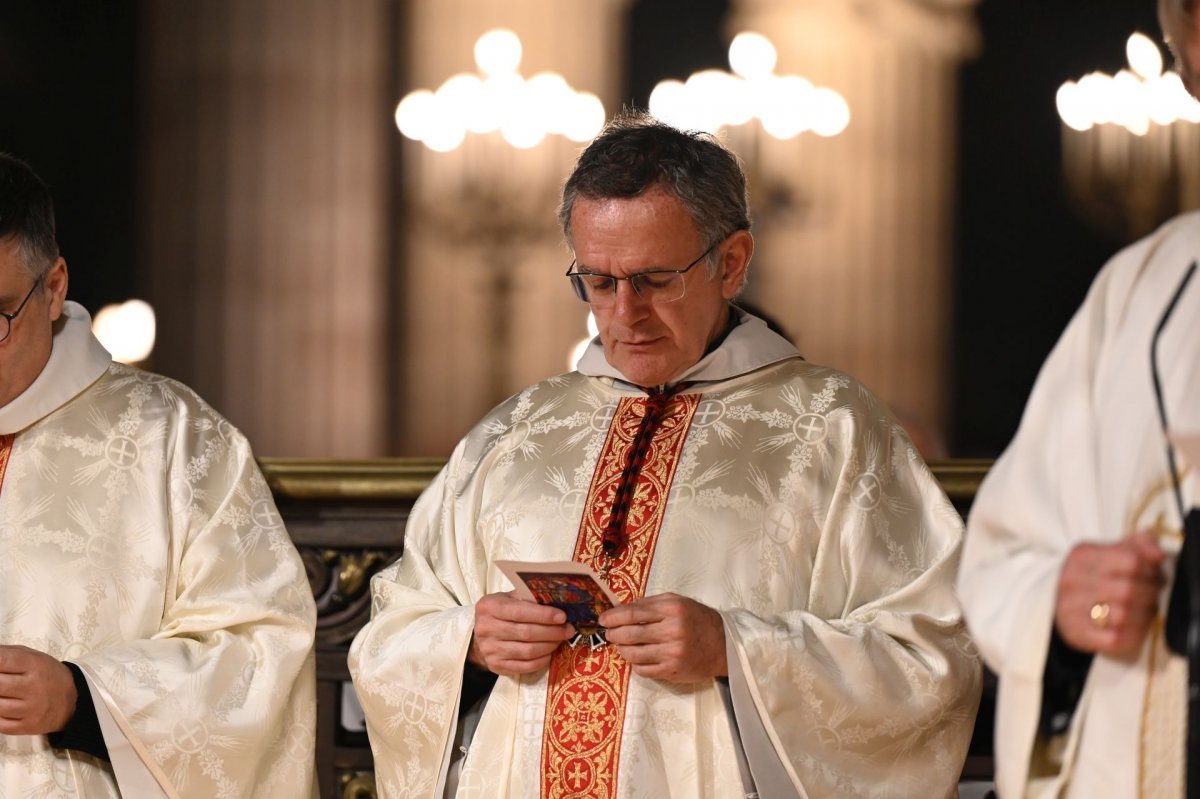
left=1090, top=601, right=1111, bottom=629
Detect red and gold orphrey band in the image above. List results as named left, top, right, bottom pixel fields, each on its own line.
left=540, top=392, right=700, bottom=799
left=0, top=434, right=12, bottom=498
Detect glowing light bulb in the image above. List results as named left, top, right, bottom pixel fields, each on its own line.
left=395, top=90, right=435, bottom=141
left=729, top=32, right=777, bottom=80
left=649, top=80, right=687, bottom=127
left=1056, top=82, right=1092, bottom=131
left=92, top=300, right=156, bottom=364
left=810, top=88, right=851, bottom=137
left=474, top=29, right=522, bottom=77
left=1127, top=32, right=1164, bottom=80
left=564, top=93, right=606, bottom=143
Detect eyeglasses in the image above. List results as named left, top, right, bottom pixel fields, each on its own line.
left=0, top=275, right=44, bottom=344
left=565, top=239, right=721, bottom=306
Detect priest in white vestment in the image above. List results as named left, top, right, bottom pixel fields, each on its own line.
left=958, top=220, right=1200, bottom=796
left=0, top=153, right=317, bottom=797
left=959, top=207, right=1200, bottom=799
left=958, top=4, right=1200, bottom=797
left=351, top=112, right=981, bottom=798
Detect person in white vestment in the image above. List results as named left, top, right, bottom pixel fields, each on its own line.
left=957, top=4, right=1200, bottom=796
left=351, top=111, right=981, bottom=799
left=0, top=153, right=318, bottom=797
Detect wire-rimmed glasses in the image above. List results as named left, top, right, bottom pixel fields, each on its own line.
left=0, top=274, right=44, bottom=344
left=565, top=239, right=720, bottom=306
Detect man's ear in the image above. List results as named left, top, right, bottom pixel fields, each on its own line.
left=719, top=230, right=754, bottom=300
left=43, top=258, right=68, bottom=321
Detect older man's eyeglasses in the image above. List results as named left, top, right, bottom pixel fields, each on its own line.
left=0, top=275, right=44, bottom=344
left=565, top=240, right=720, bottom=306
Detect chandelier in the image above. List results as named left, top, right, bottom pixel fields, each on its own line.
left=394, top=29, right=606, bottom=153
left=1056, top=32, right=1200, bottom=239
left=648, top=32, right=850, bottom=139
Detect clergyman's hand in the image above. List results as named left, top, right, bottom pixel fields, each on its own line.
left=600, top=592, right=727, bottom=683
left=470, top=591, right=574, bottom=677
left=0, top=645, right=77, bottom=735
left=1055, top=530, right=1165, bottom=658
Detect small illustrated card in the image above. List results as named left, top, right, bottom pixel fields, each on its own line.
left=495, top=560, right=621, bottom=644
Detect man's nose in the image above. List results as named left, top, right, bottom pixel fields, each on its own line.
left=612, top=279, right=650, bottom=320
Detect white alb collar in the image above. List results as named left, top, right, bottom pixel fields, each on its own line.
left=0, top=300, right=112, bottom=434
left=575, top=308, right=800, bottom=392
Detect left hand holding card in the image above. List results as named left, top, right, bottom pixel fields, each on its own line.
left=470, top=591, right=575, bottom=676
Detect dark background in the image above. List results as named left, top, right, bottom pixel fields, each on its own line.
left=0, top=0, right=1170, bottom=457
left=950, top=0, right=1161, bottom=456
left=0, top=3, right=140, bottom=316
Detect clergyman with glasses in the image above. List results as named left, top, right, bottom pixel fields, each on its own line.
left=0, top=153, right=319, bottom=796
left=351, top=111, right=981, bottom=798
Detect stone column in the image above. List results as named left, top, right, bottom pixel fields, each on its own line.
left=139, top=0, right=391, bottom=457
left=728, top=0, right=979, bottom=449
left=396, top=0, right=631, bottom=455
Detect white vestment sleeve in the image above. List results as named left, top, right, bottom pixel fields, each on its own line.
left=349, top=444, right=484, bottom=799
left=76, top=665, right=172, bottom=798
left=720, top=423, right=981, bottom=798
left=68, top=428, right=319, bottom=798
left=724, top=636, right=803, bottom=799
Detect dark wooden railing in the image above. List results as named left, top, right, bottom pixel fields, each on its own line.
left=261, top=458, right=992, bottom=799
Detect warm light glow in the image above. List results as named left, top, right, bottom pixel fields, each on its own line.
left=567, top=313, right=600, bottom=370
left=396, top=29, right=607, bottom=153
left=1056, top=32, right=1200, bottom=133
left=811, top=88, right=852, bottom=137
left=1127, top=32, right=1164, bottom=80
left=684, top=70, right=736, bottom=133
left=728, top=32, right=777, bottom=80
left=648, top=80, right=686, bottom=124
left=474, top=29, right=522, bottom=77
left=569, top=337, right=591, bottom=370
left=759, top=76, right=812, bottom=139
left=564, top=93, right=606, bottom=142
left=423, top=117, right=467, bottom=152
left=1056, top=82, right=1091, bottom=131
left=650, top=31, right=849, bottom=140
left=394, top=90, right=435, bottom=140
left=92, top=300, right=156, bottom=365
left=473, top=73, right=523, bottom=133
left=527, top=72, right=573, bottom=133
left=501, top=94, right=547, bottom=150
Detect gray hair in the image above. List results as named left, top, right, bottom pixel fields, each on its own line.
left=0, top=153, right=59, bottom=281
left=558, top=110, right=751, bottom=281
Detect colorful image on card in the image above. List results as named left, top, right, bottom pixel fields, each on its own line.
left=517, top=571, right=614, bottom=627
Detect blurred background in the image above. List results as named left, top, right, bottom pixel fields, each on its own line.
left=0, top=0, right=1180, bottom=459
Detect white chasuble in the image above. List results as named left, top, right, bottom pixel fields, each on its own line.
left=958, top=212, right=1200, bottom=799
left=351, top=313, right=981, bottom=799
left=0, top=302, right=318, bottom=798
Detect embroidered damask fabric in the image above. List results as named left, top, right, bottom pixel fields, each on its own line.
left=351, top=320, right=981, bottom=799
left=0, top=303, right=317, bottom=798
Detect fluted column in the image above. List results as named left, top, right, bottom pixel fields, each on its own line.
left=728, top=0, right=979, bottom=447
left=396, top=0, right=630, bottom=455
left=139, top=0, right=391, bottom=457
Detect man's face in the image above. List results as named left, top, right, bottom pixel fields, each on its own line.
left=0, top=236, right=67, bottom=409
left=569, top=186, right=752, bottom=387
